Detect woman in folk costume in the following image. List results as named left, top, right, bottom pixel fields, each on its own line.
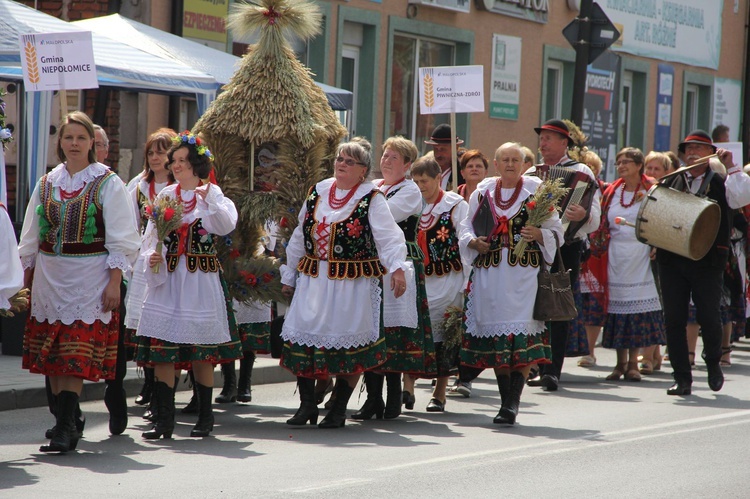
left=124, top=128, right=176, bottom=414
left=351, top=136, right=434, bottom=421
left=411, top=155, right=470, bottom=412
left=19, top=111, right=140, bottom=453
left=459, top=142, right=562, bottom=425
left=585, top=147, right=664, bottom=382
left=281, top=138, right=409, bottom=428
left=135, top=131, right=241, bottom=439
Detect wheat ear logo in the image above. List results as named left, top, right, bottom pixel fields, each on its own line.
left=423, top=70, right=434, bottom=109
left=23, top=35, right=40, bottom=87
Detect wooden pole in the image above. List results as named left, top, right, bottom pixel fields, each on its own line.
left=450, top=112, right=458, bottom=192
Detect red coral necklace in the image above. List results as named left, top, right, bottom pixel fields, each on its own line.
left=176, top=185, right=197, bottom=213
left=329, top=181, right=360, bottom=209
left=619, top=183, right=641, bottom=208
left=420, top=190, right=444, bottom=230
left=494, top=177, right=523, bottom=210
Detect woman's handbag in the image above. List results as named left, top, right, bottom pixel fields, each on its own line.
left=533, top=233, right=577, bottom=322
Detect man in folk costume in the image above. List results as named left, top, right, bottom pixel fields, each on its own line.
left=657, top=130, right=750, bottom=395
left=424, top=124, right=465, bottom=191
left=525, top=119, right=601, bottom=391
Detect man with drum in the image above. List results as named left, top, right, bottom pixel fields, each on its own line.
left=657, top=130, right=749, bottom=395
left=525, top=119, right=601, bottom=391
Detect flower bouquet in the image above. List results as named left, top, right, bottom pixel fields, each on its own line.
left=145, top=195, right=184, bottom=273
left=512, top=178, right=569, bottom=258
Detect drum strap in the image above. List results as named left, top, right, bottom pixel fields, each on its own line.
left=696, top=170, right=714, bottom=198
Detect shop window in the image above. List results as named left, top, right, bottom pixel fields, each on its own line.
left=389, top=34, right=455, bottom=147
left=681, top=71, right=712, bottom=136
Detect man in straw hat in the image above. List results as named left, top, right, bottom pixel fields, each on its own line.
left=425, top=124, right=465, bottom=191
left=657, top=129, right=750, bottom=396
left=525, top=119, right=600, bottom=392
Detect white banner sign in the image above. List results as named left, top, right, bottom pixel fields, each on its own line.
left=419, top=65, right=484, bottom=115
left=720, top=142, right=743, bottom=172
left=604, top=0, right=723, bottom=70
left=489, top=34, right=521, bottom=120
left=712, top=78, right=741, bottom=142
left=19, top=31, right=98, bottom=91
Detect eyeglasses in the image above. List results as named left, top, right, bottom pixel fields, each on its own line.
left=335, top=156, right=366, bottom=167
left=615, top=159, right=635, bottom=166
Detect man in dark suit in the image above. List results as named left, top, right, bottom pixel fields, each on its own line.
left=657, top=130, right=740, bottom=395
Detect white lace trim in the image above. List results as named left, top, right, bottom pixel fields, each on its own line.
left=608, top=297, right=662, bottom=314
left=233, top=300, right=272, bottom=324
left=106, top=252, right=130, bottom=272
left=281, top=278, right=382, bottom=349
left=382, top=265, right=418, bottom=328
left=32, top=297, right=112, bottom=326
left=136, top=312, right=231, bottom=344
left=47, top=163, right=109, bottom=192
left=464, top=285, right=544, bottom=337
left=21, top=254, right=36, bottom=270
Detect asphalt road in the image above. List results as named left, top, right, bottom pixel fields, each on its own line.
left=2, top=342, right=749, bottom=498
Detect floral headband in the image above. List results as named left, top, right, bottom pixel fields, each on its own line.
left=173, top=130, right=213, bottom=160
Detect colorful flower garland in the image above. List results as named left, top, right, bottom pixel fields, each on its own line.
left=173, top=130, right=212, bottom=160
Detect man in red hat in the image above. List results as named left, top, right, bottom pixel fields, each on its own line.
left=525, top=119, right=600, bottom=392
left=424, top=124, right=465, bottom=190
left=657, top=129, right=750, bottom=396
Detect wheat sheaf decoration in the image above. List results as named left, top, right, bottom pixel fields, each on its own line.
left=24, top=40, right=40, bottom=85
left=423, top=72, right=435, bottom=109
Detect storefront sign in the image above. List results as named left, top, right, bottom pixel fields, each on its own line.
left=418, top=65, right=484, bottom=115
left=605, top=0, right=722, bottom=70
left=183, top=0, right=228, bottom=44
left=712, top=77, right=741, bottom=142
left=581, top=51, right=620, bottom=181
left=653, top=63, right=674, bottom=152
left=477, top=0, right=549, bottom=24
left=408, top=0, right=471, bottom=14
left=18, top=32, right=98, bottom=91
left=489, top=34, right=521, bottom=120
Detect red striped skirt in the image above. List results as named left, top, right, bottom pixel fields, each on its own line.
left=22, top=311, right=120, bottom=382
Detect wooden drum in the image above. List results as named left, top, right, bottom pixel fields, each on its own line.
left=635, top=184, right=720, bottom=261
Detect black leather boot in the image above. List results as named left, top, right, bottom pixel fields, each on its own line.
left=494, top=371, right=524, bottom=425
left=493, top=374, right=511, bottom=424
left=45, top=393, right=85, bottom=439
left=145, top=375, right=179, bottom=422
left=319, top=379, right=355, bottom=428
left=351, top=372, right=385, bottom=420
left=143, top=381, right=175, bottom=440
left=104, top=382, right=128, bottom=435
left=287, top=377, right=319, bottom=425
left=41, top=391, right=81, bottom=453
left=135, top=367, right=155, bottom=406
left=215, top=362, right=237, bottom=404
left=190, top=383, right=215, bottom=437
left=182, top=371, right=199, bottom=414
left=237, top=351, right=255, bottom=403
left=384, top=373, right=402, bottom=419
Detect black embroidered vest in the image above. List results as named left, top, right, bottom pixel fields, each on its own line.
left=423, top=206, right=463, bottom=277
left=38, top=170, right=114, bottom=257
left=385, top=187, right=423, bottom=262
left=473, top=194, right=541, bottom=269
left=165, top=219, right=220, bottom=273
left=298, top=185, right=386, bottom=280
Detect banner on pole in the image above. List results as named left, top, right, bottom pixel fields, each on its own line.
left=419, top=65, right=484, bottom=115
left=19, top=31, right=98, bottom=92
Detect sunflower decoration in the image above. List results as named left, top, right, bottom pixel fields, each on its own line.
left=194, top=0, right=347, bottom=304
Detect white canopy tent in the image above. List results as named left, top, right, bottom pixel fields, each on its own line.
left=74, top=13, right=354, bottom=112
left=0, top=0, right=220, bottom=214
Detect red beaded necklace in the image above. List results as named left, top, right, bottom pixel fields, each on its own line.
left=420, top=190, right=444, bottom=230
left=619, top=183, right=641, bottom=208
left=328, top=181, right=360, bottom=209
left=176, top=184, right=197, bottom=213
left=59, top=187, right=83, bottom=201
left=494, top=177, right=524, bottom=210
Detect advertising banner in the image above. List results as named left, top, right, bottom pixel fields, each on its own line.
left=653, top=63, right=674, bottom=152
left=712, top=78, right=742, bottom=142
left=581, top=51, right=620, bottom=181
left=418, top=65, right=484, bottom=115
left=183, top=0, right=229, bottom=44
left=489, top=34, right=521, bottom=121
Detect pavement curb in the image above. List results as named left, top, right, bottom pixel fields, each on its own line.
left=0, top=361, right=295, bottom=412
